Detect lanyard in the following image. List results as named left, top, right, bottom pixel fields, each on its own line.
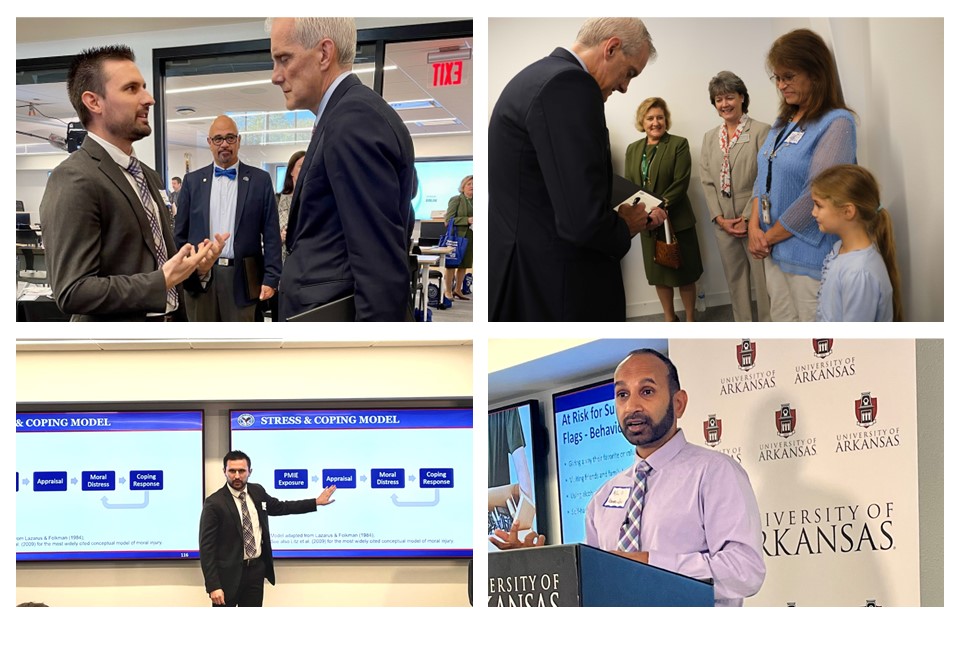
left=765, top=121, right=799, bottom=194
left=641, top=144, right=659, bottom=188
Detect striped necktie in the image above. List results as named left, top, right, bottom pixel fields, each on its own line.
left=617, top=459, right=652, bottom=552
left=126, top=156, right=177, bottom=310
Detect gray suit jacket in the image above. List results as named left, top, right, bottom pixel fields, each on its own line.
left=699, top=117, right=771, bottom=221
left=40, top=135, right=185, bottom=321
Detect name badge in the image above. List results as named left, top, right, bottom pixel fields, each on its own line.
left=603, top=486, right=631, bottom=508
left=261, top=501, right=267, bottom=511
left=785, top=130, right=804, bottom=144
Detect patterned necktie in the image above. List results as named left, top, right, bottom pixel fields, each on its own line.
left=238, top=491, right=256, bottom=559
left=125, top=156, right=177, bottom=310
left=617, top=459, right=653, bottom=552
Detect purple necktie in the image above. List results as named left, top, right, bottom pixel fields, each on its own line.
left=617, top=459, right=652, bottom=552
left=126, top=156, right=177, bottom=310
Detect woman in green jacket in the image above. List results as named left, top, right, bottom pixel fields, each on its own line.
left=626, top=97, right=704, bottom=321
left=445, top=174, right=474, bottom=300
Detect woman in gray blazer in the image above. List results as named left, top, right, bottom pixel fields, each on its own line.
left=699, top=71, right=771, bottom=322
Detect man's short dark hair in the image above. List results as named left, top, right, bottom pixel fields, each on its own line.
left=223, top=450, right=251, bottom=470
left=67, top=44, right=136, bottom=127
left=618, top=348, right=681, bottom=396
left=172, top=176, right=182, bottom=185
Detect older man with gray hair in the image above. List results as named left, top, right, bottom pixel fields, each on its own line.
left=268, top=17, right=416, bottom=321
left=489, top=18, right=667, bottom=322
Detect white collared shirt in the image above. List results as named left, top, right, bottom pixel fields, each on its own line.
left=209, top=160, right=239, bottom=259
left=562, top=46, right=589, bottom=73
left=314, top=70, right=354, bottom=126
left=226, top=483, right=262, bottom=560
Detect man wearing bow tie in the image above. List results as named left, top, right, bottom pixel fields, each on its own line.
left=175, top=115, right=282, bottom=321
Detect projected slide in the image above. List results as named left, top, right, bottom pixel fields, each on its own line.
left=412, top=159, right=473, bottom=220
left=230, top=408, right=472, bottom=558
left=16, top=411, right=203, bottom=561
left=553, top=382, right=633, bottom=544
left=488, top=401, right=539, bottom=538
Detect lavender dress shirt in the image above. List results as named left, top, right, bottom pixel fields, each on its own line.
left=585, top=429, right=765, bottom=606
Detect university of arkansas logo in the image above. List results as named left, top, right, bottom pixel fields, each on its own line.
left=736, top=339, right=756, bottom=371
left=855, top=392, right=878, bottom=428
left=812, top=338, right=834, bottom=358
left=775, top=403, right=797, bottom=438
left=703, top=414, right=722, bottom=447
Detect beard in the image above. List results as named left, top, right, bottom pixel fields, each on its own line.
left=107, top=111, right=151, bottom=143
left=618, top=401, right=676, bottom=449
left=127, top=118, right=152, bottom=142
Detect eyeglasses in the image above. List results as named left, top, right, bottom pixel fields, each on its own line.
left=769, top=72, right=798, bottom=85
left=209, top=134, right=239, bottom=145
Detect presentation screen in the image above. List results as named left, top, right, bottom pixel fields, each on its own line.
left=229, top=406, right=473, bottom=558
left=488, top=400, right=542, bottom=540
left=16, top=410, right=204, bottom=561
left=553, top=381, right=633, bottom=544
left=412, top=157, right=473, bottom=220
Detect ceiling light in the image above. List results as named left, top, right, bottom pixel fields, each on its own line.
left=167, top=80, right=273, bottom=94
left=411, top=130, right=472, bottom=138
left=167, top=115, right=217, bottom=124
left=390, top=98, right=440, bottom=111
left=404, top=118, right=462, bottom=127
left=354, top=65, right=398, bottom=75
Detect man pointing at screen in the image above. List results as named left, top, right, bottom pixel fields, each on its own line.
left=491, top=349, right=765, bottom=606
left=199, top=450, right=336, bottom=606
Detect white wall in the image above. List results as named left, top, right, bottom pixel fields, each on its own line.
left=16, top=342, right=473, bottom=607
left=489, top=17, right=943, bottom=321
left=488, top=338, right=943, bottom=606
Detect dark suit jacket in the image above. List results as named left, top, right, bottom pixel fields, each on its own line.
left=624, top=132, right=697, bottom=232
left=40, top=135, right=186, bottom=321
left=174, top=162, right=282, bottom=307
left=198, top=482, right=317, bottom=602
left=488, top=48, right=632, bottom=322
left=280, top=74, right=416, bottom=321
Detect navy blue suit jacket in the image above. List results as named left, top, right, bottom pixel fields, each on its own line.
left=175, top=162, right=282, bottom=307
left=488, top=48, right=632, bottom=321
left=280, top=74, right=415, bottom=321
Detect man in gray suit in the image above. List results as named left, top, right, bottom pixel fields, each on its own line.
left=40, top=45, right=218, bottom=321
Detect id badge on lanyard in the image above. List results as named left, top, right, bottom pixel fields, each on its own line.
left=763, top=122, right=803, bottom=227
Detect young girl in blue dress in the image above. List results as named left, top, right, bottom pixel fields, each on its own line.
left=810, top=164, right=902, bottom=321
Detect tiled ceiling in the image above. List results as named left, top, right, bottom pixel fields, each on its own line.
left=17, top=20, right=472, bottom=154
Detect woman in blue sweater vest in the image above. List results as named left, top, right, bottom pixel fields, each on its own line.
left=747, top=29, right=857, bottom=321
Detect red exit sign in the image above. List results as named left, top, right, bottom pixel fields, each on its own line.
left=432, top=61, right=463, bottom=87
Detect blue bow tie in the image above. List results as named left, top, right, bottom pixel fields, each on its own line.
left=214, top=166, right=237, bottom=180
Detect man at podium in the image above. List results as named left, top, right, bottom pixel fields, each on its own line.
left=492, top=349, right=765, bottom=606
